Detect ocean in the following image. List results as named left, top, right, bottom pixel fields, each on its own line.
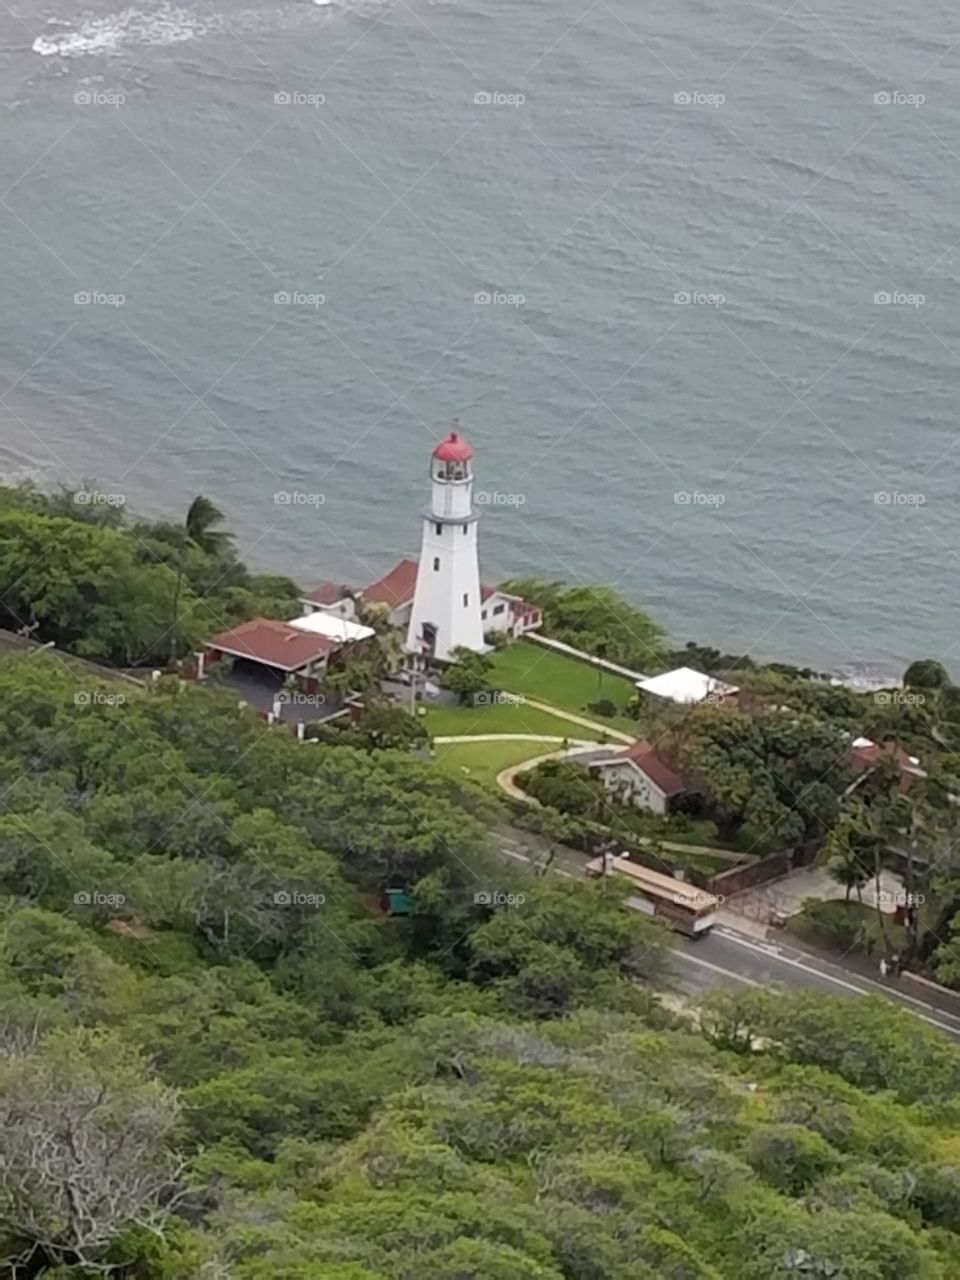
left=0, top=0, right=957, bottom=678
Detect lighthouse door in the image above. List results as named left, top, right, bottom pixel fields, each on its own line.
left=421, top=623, right=437, bottom=657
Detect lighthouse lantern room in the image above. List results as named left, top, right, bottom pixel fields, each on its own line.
left=406, top=423, right=485, bottom=661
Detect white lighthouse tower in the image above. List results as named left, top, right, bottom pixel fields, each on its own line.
left=406, top=423, right=485, bottom=661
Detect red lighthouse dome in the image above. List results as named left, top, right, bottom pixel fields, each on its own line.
left=433, top=423, right=474, bottom=463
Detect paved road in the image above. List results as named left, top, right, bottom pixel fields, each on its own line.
left=495, top=826, right=960, bottom=1041
left=674, top=927, right=960, bottom=1039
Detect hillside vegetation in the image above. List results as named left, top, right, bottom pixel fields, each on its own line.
left=0, top=656, right=958, bottom=1277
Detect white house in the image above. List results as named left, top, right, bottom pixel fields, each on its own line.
left=585, top=740, right=689, bottom=815
left=299, top=581, right=356, bottom=621
left=636, top=666, right=739, bottom=708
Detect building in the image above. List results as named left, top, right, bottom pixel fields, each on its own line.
left=406, top=427, right=485, bottom=661
left=299, top=581, right=356, bottom=620
left=361, top=558, right=420, bottom=631
left=636, top=666, right=739, bottom=708
left=202, top=617, right=339, bottom=687
left=202, top=612, right=373, bottom=696
left=848, top=736, right=927, bottom=792
left=584, top=740, right=691, bottom=815
left=480, top=585, right=543, bottom=639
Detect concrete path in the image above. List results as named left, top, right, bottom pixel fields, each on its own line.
left=727, top=864, right=907, bottom=922
left=516, top=697, right=637, bottom=744
left=496, top=743, right=623, bottom=800
left=434, top=733, right=597, bottom=746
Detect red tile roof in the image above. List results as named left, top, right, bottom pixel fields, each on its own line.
left=363, top=558, right=419, bottom=608
left=302, top=581, right=352, bottom=606
left=209, top=617, right=335, bottom=672
left=848, top=738, right=926, bottom=790
left=619, top=741, right=687, bottom=796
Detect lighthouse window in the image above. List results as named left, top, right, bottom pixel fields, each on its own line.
left=462, top=523, right=468, bottom=534
left=433, top=557, right=440, bottom=571
left=435, top=522, right=442, bottom=536
left=462, top=593, right=469, bottom=607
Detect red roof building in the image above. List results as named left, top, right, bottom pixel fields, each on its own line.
left=302, top=581, right=353, bottom=608
left=587, top=740, right=690, bottom=815
left=848, top=736, right=927, bottom=792
left=362, top=558, right=420, bottom=610
left=206, top=617, right=336, bottom=674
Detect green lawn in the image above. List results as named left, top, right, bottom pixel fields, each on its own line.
left=421, top=699, right=607, bottom=741
left=785, top=900, right=907, bottom=958
left=487, top=642, right=640, bottom=734
left=431, top=738, right=557, bottom=786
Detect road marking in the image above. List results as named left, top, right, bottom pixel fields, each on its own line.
left=673, top=950, right=762, bottom=987
left=706, top=932, right=960, bottom=1037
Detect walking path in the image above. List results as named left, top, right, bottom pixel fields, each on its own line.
left=496, top=743, right=622, bottom=800
left=434, top=733, right=598, bottom=746
left=516, top=697, right=637, bottom=743
left=525, top=632, right=650, bottom=684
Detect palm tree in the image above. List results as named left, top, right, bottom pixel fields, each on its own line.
left=169, top=496, right=230, bottom=663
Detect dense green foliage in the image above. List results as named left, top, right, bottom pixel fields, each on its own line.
left=0, top=654, right=958, bottom=1275
left=500, top=578, right=666, bottom=671
left=0, top=483, right=300, bottom=665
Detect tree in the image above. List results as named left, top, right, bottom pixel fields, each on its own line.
left=442, top=646, right=495, bottom=705
left=353, top=705, right=430, bottom=752
left=500, top=578, right=665, bottom=671
left=169, top=495, right=232, bottom=661
left=0, top=1027, right=184, bottom=1273
left=904, top=659, right=951, bottom=691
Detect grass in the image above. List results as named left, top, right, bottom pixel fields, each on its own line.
left=785, top=899, right=907, bottom=958
left=421, top=699, right=607, bottom=741
left=486, top=641, right=640, bottom=734
left=431, top=738, right=557, bottom=786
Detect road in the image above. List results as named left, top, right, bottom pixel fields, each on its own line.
left=495, top=825, right=960, bottom=1041
left=674, top=926, right=960, bottom=1041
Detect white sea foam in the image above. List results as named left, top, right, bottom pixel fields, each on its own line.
left=31, top=3, right=333, bottom=58
left=33, top=6, right=216, bottom=56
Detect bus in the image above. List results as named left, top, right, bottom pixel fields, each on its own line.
left=585, top=854, right=719, bottom=937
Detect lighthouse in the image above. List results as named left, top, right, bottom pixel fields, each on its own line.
left=406, top=424, right=485, bottom=661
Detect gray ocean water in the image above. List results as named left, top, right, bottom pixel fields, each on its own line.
left=0, top=0, right=957, bottom=676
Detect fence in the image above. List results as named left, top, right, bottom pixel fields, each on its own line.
left=524, top=632, right=649, bottom=683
